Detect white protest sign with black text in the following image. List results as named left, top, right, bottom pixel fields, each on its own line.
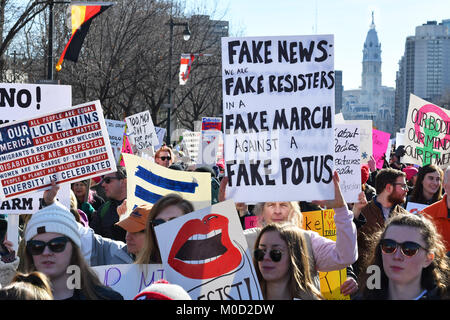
left=155, top=200, right=262, bottom=300
left=334, top=124, right=361, bottom=203
left=125, top=110, right=158, bottom=155
left=105, top=119, right=126, bottom=165
left=222, top=35, right=335, bottom=202
left=0, top=83, right=72, bottom=125
left=0, top=100, right=116, bottom=200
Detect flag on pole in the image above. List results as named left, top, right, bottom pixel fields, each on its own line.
left=179, top=54, right=195, bottom=85
left=56, top=2, right=113, bottom=71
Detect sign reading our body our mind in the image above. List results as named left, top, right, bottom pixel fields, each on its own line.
left=222, top=35, right=335, bottom=202
left=0, top=100, right=117, bottom=200
left=155, top=199, right=262, bottom=300
left=403, top=94, right=450, bottom=168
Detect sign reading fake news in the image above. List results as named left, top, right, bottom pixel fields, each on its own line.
left=0, top=100, right=116, bottom=200
left=221, top=34, right=335, bottom=202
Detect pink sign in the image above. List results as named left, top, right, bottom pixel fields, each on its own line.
left=120, top=135, right=133, bottom=166
left=372, top=129, right=391, bottom=169
left=244, top=216, right=259, bottom=229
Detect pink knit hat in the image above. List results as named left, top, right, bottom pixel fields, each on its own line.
left=403, top=166, right=418, bottom=181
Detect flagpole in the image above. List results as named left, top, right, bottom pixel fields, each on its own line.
left=47, top=0, right=54, bottom=80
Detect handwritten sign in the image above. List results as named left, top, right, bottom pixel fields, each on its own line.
left=92, top=264, right=165, bottom=300
left=125, top=111, right=158, bottom=155
left=155, top=199, right=262, bottom=300
left=0, top=100, right=116, bottom=200
left=302, top=209, right=349, bottom=300
left=182, top=131, right=201, bottom=163
left=122, top=153, right=211, bottom=212
left=202, top=117, right=222, bottom=131
left=372, top=129, right=391, bottom=169
left=344, top=120, right=372, bottom=164
left=403, top=94, right=450, bottom=168
left=0, top=83, right=71, bottom=125
left=105, top=119, right=126, bottom=164
left=334, top=124, right=361, bottom=203
left=222, top=35, right=335, bottom=203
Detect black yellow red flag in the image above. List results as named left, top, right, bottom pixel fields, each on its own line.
left=56, top=2, right=113, bottom=71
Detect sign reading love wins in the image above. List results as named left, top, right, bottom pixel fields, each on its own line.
left=403, top=94, right=450, bottom=168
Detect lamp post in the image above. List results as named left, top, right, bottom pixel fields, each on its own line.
left=165, top=17, right=190, bottom=146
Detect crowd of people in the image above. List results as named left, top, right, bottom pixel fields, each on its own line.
left=0, top=143, right=449, bottom=301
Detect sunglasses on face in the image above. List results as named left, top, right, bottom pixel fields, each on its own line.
left=26, top=236, right=69, bottom=256
left=254, top=248, right=283, bottom=262
left=102, top=177, right=120, bottom=184
left=159, top=156, right=171, bottom=161
left=380, top=238, right=426, bottom=257
left=151, top=219, right=167, bottom=227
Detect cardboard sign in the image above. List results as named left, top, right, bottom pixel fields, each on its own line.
left=0, top=100, right=116, bottom=200
left=344, top=120, right=372, bottom=164
left=302, top=209, right=349, bottom=300
left=105, top=119, right=126, bottom=164
left=406, top=201, right=428, bottom=214
left=154, top=126, right=166, bottom=151
left=0, top=183, right=71, bottom=214
left=200, top=130, right=222, bottom=166
left=92, top=264, right=165, bottom=300
left=0, top=83, right=71, bottom=125
left=119, top=133, right=133, bottom=166
left=372, top=129, right=391, bottom=169
left=122, top=153, right=211, bottom=212
left=222, top=35, right=335, bottom=203
left=154, top=200, right=263, bottom=300
left=334, top=124, right=361, bottom=203
left=125, top=111, right=158, bottom=155
left=202, top=117, right=222, bottom=131
left=403, top=94, right=450, bottom=168
left=182, top=131, right=201, bottom=163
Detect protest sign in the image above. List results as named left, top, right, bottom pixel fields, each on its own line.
left=403, top=94, right=450, bottom=168
left=122, top=153, right=211, bottom=212
left=125, top=111, right=158, bottom=155
left=344, top=120, right=372, bottom=164
left=222, top=35, right=335, bottom=203
left=0, top=183, right=71, bottom=214
left=372, top=129, right=391, bottom=169
left=302, top=209, right=349, bottom=300
left=92, top=264, right=165, bottom=300
left=200, top=130, right=222, bottom=166
left=0, top=100, right=116, bottom=200
left=155, top=199, right=262, bottom=300
left=182, top=131, right=201, bottom=163
left=244, top=215, right=259, bottom=229
left=0, top=83, right=71, bottom=125
left=334, top=124, right=361, bottom=203
left=154, top=126, right=166, bottom=151
left=119, top=133, right=133, bottom=166
left=202, top=117, right=222, bottom=131
left=396, top=132, right=405, bottom=148
left=105, top=119, right=126, bottom=164
left=406, top=202, right=428, bottom=214
left=335, top=113, right=345, bottom=124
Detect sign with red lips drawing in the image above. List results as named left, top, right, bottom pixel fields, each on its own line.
left=155, top=200, right=262, bottom=300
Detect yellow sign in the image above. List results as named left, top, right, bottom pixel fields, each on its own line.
left=302, top=209, right=350, bottom=300
left=122, top=153, right=211, bottom=214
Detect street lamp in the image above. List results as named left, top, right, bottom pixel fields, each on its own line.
left=165, top=17, right=191, bottom=146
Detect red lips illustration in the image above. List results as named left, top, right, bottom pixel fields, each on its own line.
left=168, top=214, right=242, bottom=279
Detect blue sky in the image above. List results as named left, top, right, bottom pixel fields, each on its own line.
left=185, top=0, right=450, bottom=91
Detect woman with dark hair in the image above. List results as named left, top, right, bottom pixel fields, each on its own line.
left=407, top=164, right=443, bottom=206
left=0, top=271, right=53, bottom=300
left=358, top=214, right=449, bottom=300
left=20, top=202, right=123, bottom=300
left=135, top=194, right=194, bottom=264
left=253, top=223, right=323, bottom=300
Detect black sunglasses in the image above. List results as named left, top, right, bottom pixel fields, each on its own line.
left=101, top=177, right=120, bottom=184
left=151, top=219, right=167, bottom=227
left=159, top=156, right=171, bottom=161
left=380, top=238, right=426, bottom=257
left=254, top=248, right=283, bottom=262
left=26, top=236, right=69, bottom=256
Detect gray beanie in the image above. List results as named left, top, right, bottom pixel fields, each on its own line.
left=24, top=202, right=81, bottom=248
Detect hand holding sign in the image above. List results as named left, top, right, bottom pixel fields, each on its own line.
left=311, top=171, right=344, bottom=209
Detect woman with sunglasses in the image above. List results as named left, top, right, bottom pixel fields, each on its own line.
left=21, top=202, right=123, bottom=300
left=358, top=214, right=449, bottom=300
left=407, top=164, right=443, bottom=206
left=136, top=194, right=194, bottom=264
left=154, top=146, right=175, bottom=168
left=253, top=222, right=323, bottom=300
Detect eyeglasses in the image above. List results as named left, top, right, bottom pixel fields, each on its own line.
left=254, top=248, right=283, bottom=262
left=26, top=236, right=69, bottom=256
left=151, top=219, right=167, bottom=227
left=101, top=177, right=120, bottom=184
left=392, top=183, right=408, bottom=191
left=159, top=156, right=171, bottom=161
left=380, top=238, right=427, bottom=257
